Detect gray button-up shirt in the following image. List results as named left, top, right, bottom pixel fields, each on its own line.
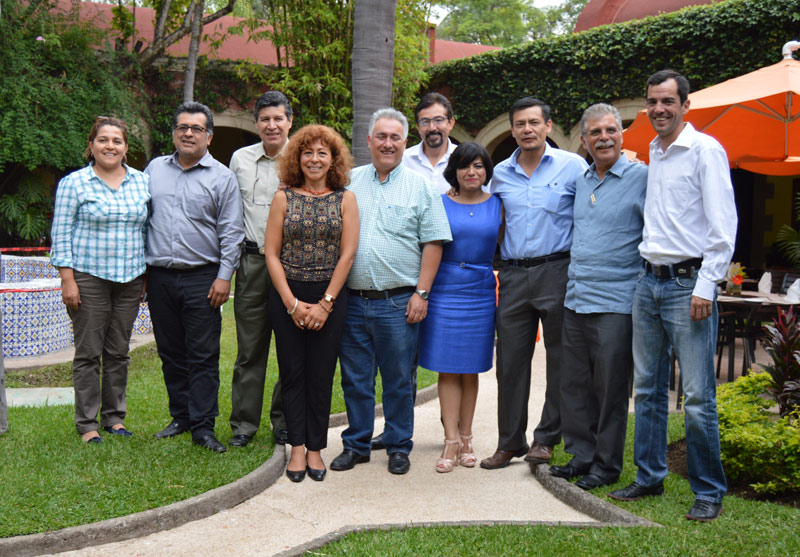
left=144, top=151, right=244, bottom=281
left=230, top=141, right=283, bottom=247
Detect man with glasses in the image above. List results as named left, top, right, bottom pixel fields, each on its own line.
left=227, top=91, right=293, bottom=448
left=403, top=92, right=457, bottom=194
left=145, top=102, right=244, bottom=453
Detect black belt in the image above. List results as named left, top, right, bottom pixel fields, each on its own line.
left=243, top=239, right=264, bottom=255
left=643, top=258, right=703, bottom=279
left=347, top=286, right=415, bottom=300
left=504, top=251, right=570, bottom=268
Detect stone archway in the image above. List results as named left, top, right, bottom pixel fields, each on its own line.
left=209, top=109, right=259, bottom=165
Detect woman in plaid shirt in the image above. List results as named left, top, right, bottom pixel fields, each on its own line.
left=50, top=117, right=150, bottom=444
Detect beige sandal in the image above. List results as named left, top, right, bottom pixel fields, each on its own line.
left=436, top=439, right=461, bottom=473
left=458, top=433, right=477, bottom=467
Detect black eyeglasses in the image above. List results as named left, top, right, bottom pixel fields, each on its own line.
left=174, top=124, right=208, bottom=135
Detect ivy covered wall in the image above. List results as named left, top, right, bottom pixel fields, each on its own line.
left=427, top=0, right=800, bottom=134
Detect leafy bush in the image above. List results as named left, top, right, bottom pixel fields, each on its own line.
left=761, top=306, right=800, bottom=417
left=717, top=373, right=800, bottom=494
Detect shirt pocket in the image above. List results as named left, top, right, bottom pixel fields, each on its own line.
left=662, top=178, right=695, bottom=218
left=544, top=185, right=571, bottom=214
left=184, top=194, right=215, bottom=223
left=381, top=204, right=416, bottom=236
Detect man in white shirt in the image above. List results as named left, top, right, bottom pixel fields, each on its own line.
left=402, top=92, right=457, bottom=194
left=609, top=70, right=736, bottom=523
left=228, top=91, right=293, bottom=448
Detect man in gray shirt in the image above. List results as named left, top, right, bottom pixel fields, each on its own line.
left=145, top=102, right=245, bottom=453
left=228, top=91, right=293, bottom=448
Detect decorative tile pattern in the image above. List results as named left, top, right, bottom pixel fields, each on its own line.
left=0, top=255, right=59, bottom=283
left=1, top=262, right=152, bottom=358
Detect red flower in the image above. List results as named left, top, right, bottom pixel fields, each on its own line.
left=732, top=275, right=744, bottom=285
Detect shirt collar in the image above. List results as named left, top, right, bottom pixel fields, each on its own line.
left=510, top=142, right=554, bottom=171
left=408, top=138, right=456, bottom=163
left=257, top=140, right=287, bottom=161
left=649, top=122, right=696, bottom=154
left=88, top=162, right=131, bottom=186
left=370, top=162, right=404, bottom=184
left=587, top=153, right=630, bottom=180
left=168, top=149, right=215, bottom=169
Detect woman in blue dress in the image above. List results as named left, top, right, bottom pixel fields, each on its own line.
left=419, top=142, right=502, bottom=473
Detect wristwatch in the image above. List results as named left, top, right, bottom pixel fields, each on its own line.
left=415, top=289, right=429, bottom=300
left=323, top=293, right=336, bottom=305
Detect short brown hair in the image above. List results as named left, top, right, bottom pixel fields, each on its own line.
left=84, top=116, right=130, bottom=163
left=279, top=125, right=352, bottom=190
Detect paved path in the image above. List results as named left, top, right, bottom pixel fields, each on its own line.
left=56, top=343, right=596, bottom=556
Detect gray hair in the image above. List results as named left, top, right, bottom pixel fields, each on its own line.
left=368, top=108, right=409, bottom=139
left=580, top=103, right=622, bottom=137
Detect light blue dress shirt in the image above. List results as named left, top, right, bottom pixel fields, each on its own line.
left=489, top=143, right=588, bottom=260
left=50, top=164, right=149, bottom=283
left=346, top=163, right=452, bottom=291
left=144, top=151, right=244, bottom=281
left=565, top=155, right=648, bottom=314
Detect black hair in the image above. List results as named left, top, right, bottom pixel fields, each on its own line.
left=443, top=142, right=494, bottom=191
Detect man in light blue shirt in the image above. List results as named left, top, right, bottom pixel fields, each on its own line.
left=551, top=104, right=646, bottom=490
left=481, top=97, right=588, bottom=470
left=330, top=108, right=451, bottom=476
left=145, top=102, right=244, bottom=454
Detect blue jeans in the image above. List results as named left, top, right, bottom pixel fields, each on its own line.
left=632, top=270, right=727, bottom=503
left=339, top=292, right=418, bottom=456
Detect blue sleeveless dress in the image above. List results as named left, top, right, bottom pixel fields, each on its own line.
left=419, top=194, right=502, bottom=374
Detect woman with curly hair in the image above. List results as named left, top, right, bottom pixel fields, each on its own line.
left=265, top=124, right=359, bottom=482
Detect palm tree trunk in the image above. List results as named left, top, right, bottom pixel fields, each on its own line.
left=351, top=0, right=396, bottom=165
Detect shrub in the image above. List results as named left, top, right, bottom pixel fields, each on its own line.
left=717, top=373, right=800, bottom=494
left=761, top=306, right=800, bottom=417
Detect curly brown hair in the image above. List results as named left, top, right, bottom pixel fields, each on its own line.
left=279, top=125, right=352, bottom=190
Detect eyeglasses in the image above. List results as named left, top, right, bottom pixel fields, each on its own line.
left=417, top=116, right=450, bottom=128
left=174, top=124, right=208, bottom=135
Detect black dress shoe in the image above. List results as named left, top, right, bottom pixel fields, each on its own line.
left=330, top=449, right=370, bottom=471
left=388, top=452, right=410, bottom=475
left=286, top=468, right=306, bottom=482
left=608, top=481, right=664, bottom=501
left=154, top=421, right=190, bottom=439
left=686, top=499, right=723, bottom=522
left=549, top=462, right=590, bottom=480
left=229, top=434, right=253, bottom=447
left=192, top=434, right=227, bottom=453
left=576, top=474, right=616, bottom=490
left=104, top=426, right=133, bottom=437
left=371, top=432, right=385, bottom=450
left=273, top=428, right=289, bottom=445
left=306, top=465, right=327, bottom=481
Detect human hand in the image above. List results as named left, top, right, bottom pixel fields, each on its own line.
left=690, top=296, right=712, bottom=322
left=305, top=304, right=330, bottom=331
left=207, top=279, right=231, bottom=308
left=405, top=293, right=428, bottom=323
left=61, top=279, right=81, bottom=310
left=291, top=301, right=314, bottom=329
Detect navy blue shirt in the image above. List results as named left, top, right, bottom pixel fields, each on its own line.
left=565, top=155, right=647, bottom=314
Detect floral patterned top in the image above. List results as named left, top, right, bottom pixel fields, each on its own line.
left=280, top=189, right=345, bottom=282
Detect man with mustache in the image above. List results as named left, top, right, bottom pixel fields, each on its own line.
left=145, top=102, right=245, bottom=453
left=610, top=70, right=736, bottom=522
left=481, top=97, right=587, bottom=470
left=403, top=92, right=457, bottom=194
left=330, top=108, right=451, bottom=475
left=550, top=104, right=646, bottom=490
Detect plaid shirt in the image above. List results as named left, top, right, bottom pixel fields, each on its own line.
left=50, top=164, right=149, bottom=283
left=346, top=163, right=452, bottom=290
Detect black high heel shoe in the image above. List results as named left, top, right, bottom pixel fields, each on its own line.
left=286, top=468, right=306, bottom=482
left=306, top=465, right=327, bottom=481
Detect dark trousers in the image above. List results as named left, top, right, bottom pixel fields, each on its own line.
left=68, top=271, right=143, bottom=434
left=230, top=250, right=285, bottom=438
left=495, top=258, right=568, bottom=450
left=268, top=280, right=347, bottom=451
left=560, top=309, right=632, bottom=480
left=147, top=265, right=222, bottom=438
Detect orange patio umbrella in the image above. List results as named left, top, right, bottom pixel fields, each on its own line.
left=623, top=41, right=800, bottom=176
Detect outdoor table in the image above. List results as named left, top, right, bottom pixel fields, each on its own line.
left=716, top=291, right=796, bottom=378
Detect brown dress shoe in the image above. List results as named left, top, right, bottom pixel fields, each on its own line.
left=479, top=445, right=530, bottom=470
left=524, top=442, right=553, bottom=464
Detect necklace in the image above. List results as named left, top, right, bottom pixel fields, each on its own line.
left=300, top=184, right=330, bottom=196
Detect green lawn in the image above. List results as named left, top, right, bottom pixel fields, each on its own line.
left=0, top=307, right=436, bottom=537
left=321, top=415, right=800, bottom=555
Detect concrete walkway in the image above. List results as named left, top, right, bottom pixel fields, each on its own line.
left=53, top=343, right=617, bottom=557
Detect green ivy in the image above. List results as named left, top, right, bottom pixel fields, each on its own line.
left=717, top=373, right=800, bottom=494
left=426, top=0, right=800, bottom=134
